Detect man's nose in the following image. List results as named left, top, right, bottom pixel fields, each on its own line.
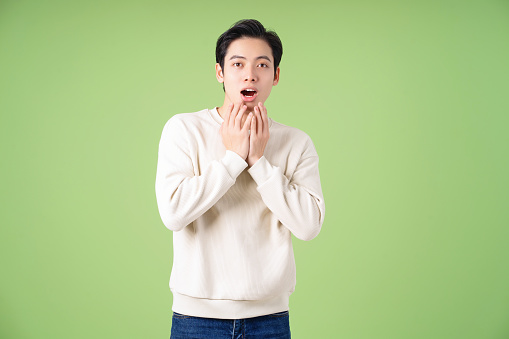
left=244, top=67, right=257, bottom=82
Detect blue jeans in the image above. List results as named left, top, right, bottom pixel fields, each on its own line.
left=170, top=310, right=291, bottom=339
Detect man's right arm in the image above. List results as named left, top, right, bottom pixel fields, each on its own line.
left=155, top=115, right=247, bottom=231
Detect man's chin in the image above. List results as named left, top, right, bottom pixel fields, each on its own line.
left=243, top=100, right=258, bottom=108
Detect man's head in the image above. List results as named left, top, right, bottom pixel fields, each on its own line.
left=216, top=19, right=283, bottom=79
left=215, top=19, right=283, bottom=110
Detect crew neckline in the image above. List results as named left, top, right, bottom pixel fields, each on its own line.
left=209, top=107, right=273, bottom=128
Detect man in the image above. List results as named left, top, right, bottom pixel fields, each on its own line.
left=155, top=19, right=325, bottom=338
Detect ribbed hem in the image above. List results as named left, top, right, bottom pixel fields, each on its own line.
left=172, top=291, right=290, bottom=319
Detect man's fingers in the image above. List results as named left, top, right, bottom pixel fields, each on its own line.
left=259, top=102, right=268, bottom=119
left=253, top=106, right=261, bottom=134
left=228, top=102, right=240, bottom=127
left=259, top=102, right=269, bottom=132
left=235, top=104, right=247, bottom=128
left=243, top=113, right=253, bottom=131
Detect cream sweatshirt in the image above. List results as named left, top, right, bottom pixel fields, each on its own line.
left=155, top=107, right=325, bottom=319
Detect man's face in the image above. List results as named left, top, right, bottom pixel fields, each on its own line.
left=216, top=37, right=280, bottom=110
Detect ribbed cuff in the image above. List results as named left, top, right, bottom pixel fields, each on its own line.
left=221, top=150, right=248, bottom=179
left=247, top=156, right=274, bottom=186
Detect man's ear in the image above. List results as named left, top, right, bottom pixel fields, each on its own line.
left=273, top=67, right=280, bottom=86
left=216, top=63, right=224, bottom=83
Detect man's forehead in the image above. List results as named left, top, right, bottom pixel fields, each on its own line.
left=225, top=38, right=273, bottom=61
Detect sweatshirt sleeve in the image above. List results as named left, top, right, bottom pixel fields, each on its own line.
left=247, top=137, right=325, bottom=241
left=155, top=116, right=248, bottom=231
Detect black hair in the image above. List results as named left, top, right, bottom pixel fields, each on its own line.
left=216, top=19, right=283, bottom=79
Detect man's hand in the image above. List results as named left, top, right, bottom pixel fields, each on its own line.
left=247, top=102, right=270, bottom=167
left=220, top=103, right=253, bottom=160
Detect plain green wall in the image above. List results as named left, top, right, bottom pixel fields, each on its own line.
left=1, top=0, right=508, bottom=338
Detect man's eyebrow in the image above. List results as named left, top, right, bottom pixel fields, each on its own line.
left=256, top=55, right=272, bottom=62
left=229, top=55, right=246, bottom=60
left=228, top=55, right=272, bottom=62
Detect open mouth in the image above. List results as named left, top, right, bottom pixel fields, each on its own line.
left=240, top=89, right=258, bottom=102
left=241, top=89, right=257, bottom=97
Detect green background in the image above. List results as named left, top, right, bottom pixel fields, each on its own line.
left=1, top=0, right=508, bottom=338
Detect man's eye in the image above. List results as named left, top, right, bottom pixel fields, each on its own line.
left=233, top=63, right=242, bottom=67
left=258, top=64, right=268, bottom=68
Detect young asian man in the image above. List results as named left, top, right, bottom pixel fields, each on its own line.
left=155, top=19, right=325, bottom=338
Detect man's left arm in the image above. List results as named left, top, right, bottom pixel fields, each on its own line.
left=247, top=103, right=325, bottom=241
